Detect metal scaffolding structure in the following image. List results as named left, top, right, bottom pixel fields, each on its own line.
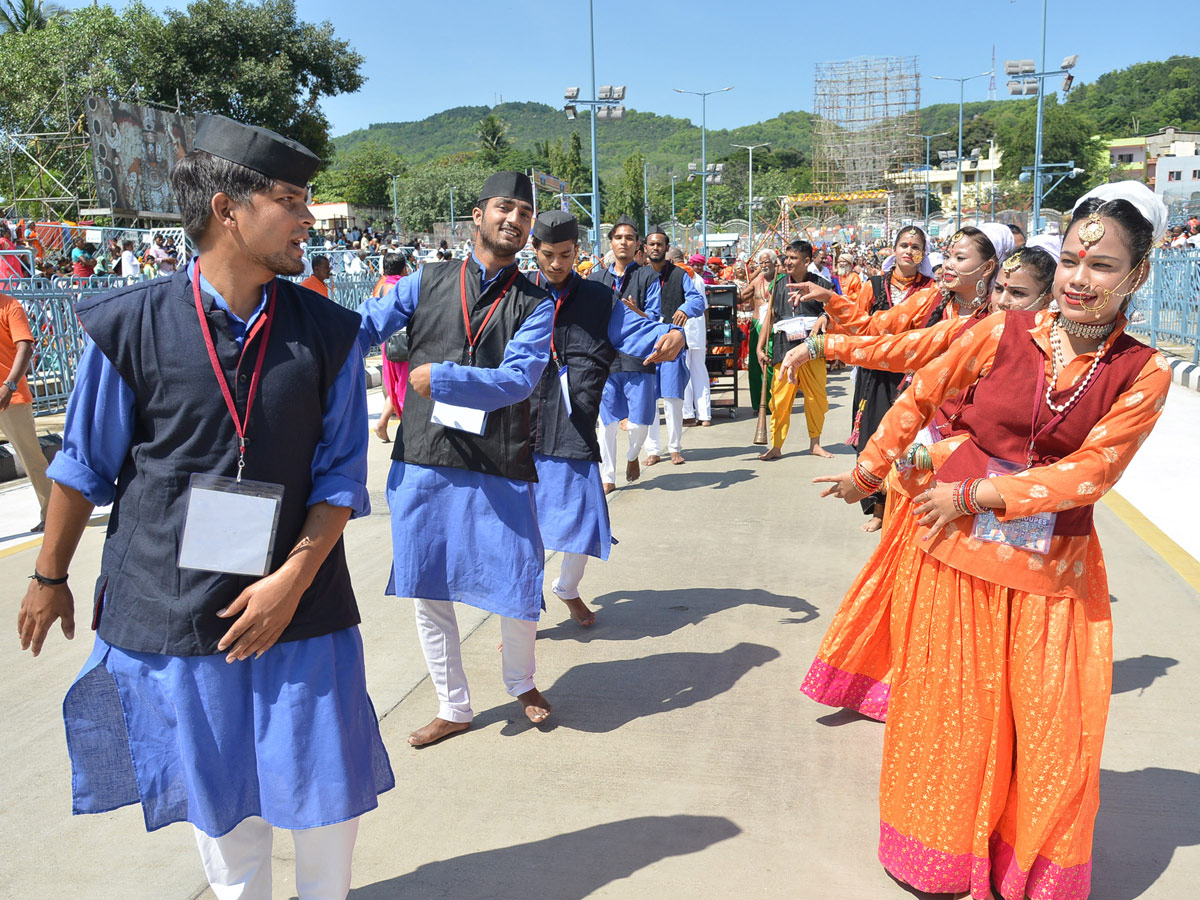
left=812, top=56, right=921, bottom=230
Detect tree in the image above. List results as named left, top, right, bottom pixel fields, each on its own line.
left=0, top=0, right=63, bottom=32
left=394, top=155, right=490, bottom=233
left=996, top=96, right=1105, bottom=210
left=475, top=114, right=510, bottom=165
left=312, top=141, right=403, bottom=207
left=607, top=150, right=646, bottom=223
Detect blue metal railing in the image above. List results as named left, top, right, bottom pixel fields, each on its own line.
left=1127, top=249, right=1200, bottom=365
left=1, top=270, right=384, bottom=417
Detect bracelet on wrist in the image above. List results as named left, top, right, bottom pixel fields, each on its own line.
left=30, top=570, right=68, bottom=586
left=850, top=464, right=883, bottom=495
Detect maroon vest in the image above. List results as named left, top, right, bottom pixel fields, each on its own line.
left=929, top=307, right=991, bottom=433
left=937, top=309, right=1153, bottom=535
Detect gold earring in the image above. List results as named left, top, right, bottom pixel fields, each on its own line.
left=976, top=278, right=987, bottom=299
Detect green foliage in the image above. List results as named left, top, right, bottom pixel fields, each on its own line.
left=1067, top=56, right=1200, bottom=134
left=0, top=0, right=64, bottom=32
left=393, top=155, right=491, bottom=233
left=607, top=150, right=647, bottom=222
left=311, top=141, right=403, bottom=206
left=996, top=96, right=1106, bottom=209
left=475, top=114, right=511, bottom=165
left=0, top=0, right=362, bottom=165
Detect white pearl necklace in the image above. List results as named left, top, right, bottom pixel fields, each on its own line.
left=1047, top=319, right=1105, bottom=415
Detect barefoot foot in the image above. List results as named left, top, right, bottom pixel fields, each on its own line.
left=644, top=454, right=662, bottom=467
left=626, top=458, right=640, bottom=482
left=861, top=515, right=883, bottom=533
left=603, top=482, right=616, bottom=495
left=560, top=596, right=596, bottom=626
left=374, top=422, right=391, bottom=442
left=408, top=717, right=470, bottom=748
left=670, top=451, right=685, bottom=465
left=809, top=441, right=835, bottom=458
left=758, top=447, right=782, bottom=461
left=517, top=688, right=552, bottom=723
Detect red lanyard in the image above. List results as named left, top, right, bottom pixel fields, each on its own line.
left=192, top=262, right=276, bottom=480
left=460, top=258, right=519, bottom=365
left=536, top=271, right=577, bottom=366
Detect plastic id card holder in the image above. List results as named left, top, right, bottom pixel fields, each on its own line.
left=178, top=474, right=284, bottom=576
left=558, top=365, right=573, bottom=416
left=773, top=315, right=818, bottom=343
left=970, top=458, right=1056, bottom=555
left=431, top=400, right=488, bottom=436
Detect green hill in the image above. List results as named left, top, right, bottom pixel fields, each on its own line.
left=333, top=100, right=815, bottom=184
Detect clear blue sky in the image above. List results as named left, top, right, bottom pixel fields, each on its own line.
left=66, top=0, right=1194, bottom=136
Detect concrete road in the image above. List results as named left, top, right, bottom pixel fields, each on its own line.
left=1, top=369, right=1197, bottom=899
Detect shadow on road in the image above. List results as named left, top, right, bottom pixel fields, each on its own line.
left=347, top=814, right=741, bottom=899
left=1091, top=767, right=1200, bottom=900
left=485, top=642, right=781, bottom=737
left=1111, top=654, right=1179, bottom=695
left=630, top=467, right=757, bottom=492
left=538, top=587, right=819, bottom=643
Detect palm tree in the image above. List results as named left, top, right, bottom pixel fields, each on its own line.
left=475, top=114, right=510, bottom=157
left=0, top=0, right=65, bottom=33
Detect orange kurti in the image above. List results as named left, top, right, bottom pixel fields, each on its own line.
left=825, top=281, right=944, bottom=335
left=842, top=309, right=1169, bottom=900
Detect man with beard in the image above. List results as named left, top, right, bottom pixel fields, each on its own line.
left=589, top=215, right=650, bottom=493
left=18, top=114, right=392, bottom=898
left=527, top=211, right=684, bottom=625
left=358, top=171, right=555, bottom=747
left=757, top=239, right=835, bottom=460
left=638, top=225, right=706, bottom=465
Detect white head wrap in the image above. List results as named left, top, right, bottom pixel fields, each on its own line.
left=927, top=251, right=944, bottom=270
left=976, top=222, right=1016, bottom=266
left=881, top=225, right=934, bottom=277
left=1025, top=234, right=1062, bottom=263
left=1072, top=181, right=1169, bottom=243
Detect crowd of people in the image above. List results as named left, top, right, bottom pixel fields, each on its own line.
left=8, top=112, right=1180, bottom=900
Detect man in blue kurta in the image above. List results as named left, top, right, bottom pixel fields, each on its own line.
left=16, top=115, right=392, bottom=899
left=527, top=211, right=685, bottom=626
left=589, top=214, right=653, bottom=492
left=638, top=225, right=708, bottom=466
left=358, top=171, right=556, bottom=747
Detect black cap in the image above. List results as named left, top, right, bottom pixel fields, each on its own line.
left=648, top=222, right=670, bottom=239
left=609, top=214, right=638, bottom=237
left=193, top=114, right=320, bottom=186
left=477, top=171, right=534, bottom=206
left=532, top=210, right=579, bottom=244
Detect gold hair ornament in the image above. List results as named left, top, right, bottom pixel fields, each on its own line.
left=1077, top=212, right=1105, bottom=257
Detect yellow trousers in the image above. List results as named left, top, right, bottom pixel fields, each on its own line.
left=768, top=359, right=827, bottom=449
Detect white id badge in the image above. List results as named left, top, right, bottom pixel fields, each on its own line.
left=178, top=474, right=284, bottom=576
left=773, top=315, right=818, bottom=343
left=431, top=400, right=488, bottom=435
left=971, top=458, right=1056, bottom=554
left=558, top=365, right=573, bottom=416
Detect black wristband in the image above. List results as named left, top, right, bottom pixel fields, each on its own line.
left=30, top=570, right=68, bottom=586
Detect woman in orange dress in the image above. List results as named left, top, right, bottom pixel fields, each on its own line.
left=814, top=183, right=1170, bottom=899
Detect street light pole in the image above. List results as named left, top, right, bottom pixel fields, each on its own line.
left=675, top=86, right=733, bottom=258
left=448, top=184, right=455, bottom=241
left=388, top=173, right=399, bottom=235
left=929, top=72, right=990, bottom=231
left=910, top=133, right=949, bottom=230
left=1032, top=0, right=1048, bottom=234
left=587, top=0, right=600, bottom=247
left=670, top=174, right=678, bottom=244
left=732, top=141, right=770, bottom=255
left=643, top=158, right=650, bottom=235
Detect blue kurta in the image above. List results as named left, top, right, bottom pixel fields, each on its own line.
left=358, top=257, right=554, bottom=621
left=645, top=270, right=707, bottom=400
left=49, top=259, right=389, bottom=837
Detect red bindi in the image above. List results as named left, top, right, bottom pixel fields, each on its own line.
left=1078, top=249, right=1086, bottom=257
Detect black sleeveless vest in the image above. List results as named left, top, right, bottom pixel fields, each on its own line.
left=529, top=273, right=619, bottom=461
left=589, top=262, right=653, bottom=375
left=76, top=270, right=361, bottom=656
left=395, top=258, right=550, bottom=482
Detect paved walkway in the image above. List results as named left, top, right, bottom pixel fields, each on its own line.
left=1, top=371, right=1197, bottom=899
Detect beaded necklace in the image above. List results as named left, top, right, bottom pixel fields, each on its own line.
left=1046, top=318, right=1107, bottom=415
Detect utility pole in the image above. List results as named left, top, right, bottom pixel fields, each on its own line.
left=732, top=142, right=770, bottom=255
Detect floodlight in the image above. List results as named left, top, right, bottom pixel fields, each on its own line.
left=1004, top=61, right=1021, bottom=76
left=1007, top=80, right=1023, bottom=95
left=613, top=86, right=626, bottom=100
left=1061, top=54, right=1078, bottom=70
left=1018, top=59, right=1036, bottom=74
left=596, top=106, right=609, bottom=121
left=598, top=85, right=613, bottom=100
left=938, top=150, right=955, bottom=160
left=687, top=173, right=696, bottom=182
left=564, top=87, right=580, bottom=101
left=1062, top=74, right=1074, bottom=93
left=970, top=148, right=981, bottom=158
left=1019, top=172, right=1032, bottom=183
left=688, top=162, right=697, bottom=172
left=1022, top=79, right=1039, bottom=95
left=715, top=163, right=726, bottom=172
left=564, top=105, right=577, bottom=120
left=610, top=106, right=625, bottom=121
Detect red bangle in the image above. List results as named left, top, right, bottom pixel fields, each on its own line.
left=851, top=465, right=882, bottom=495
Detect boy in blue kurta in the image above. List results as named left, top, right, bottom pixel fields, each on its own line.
left=17, top=115, right=392, bottom=899
left=359, top=172, right=559, bottom=747
left=526, top=211, right=685, bottom=625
